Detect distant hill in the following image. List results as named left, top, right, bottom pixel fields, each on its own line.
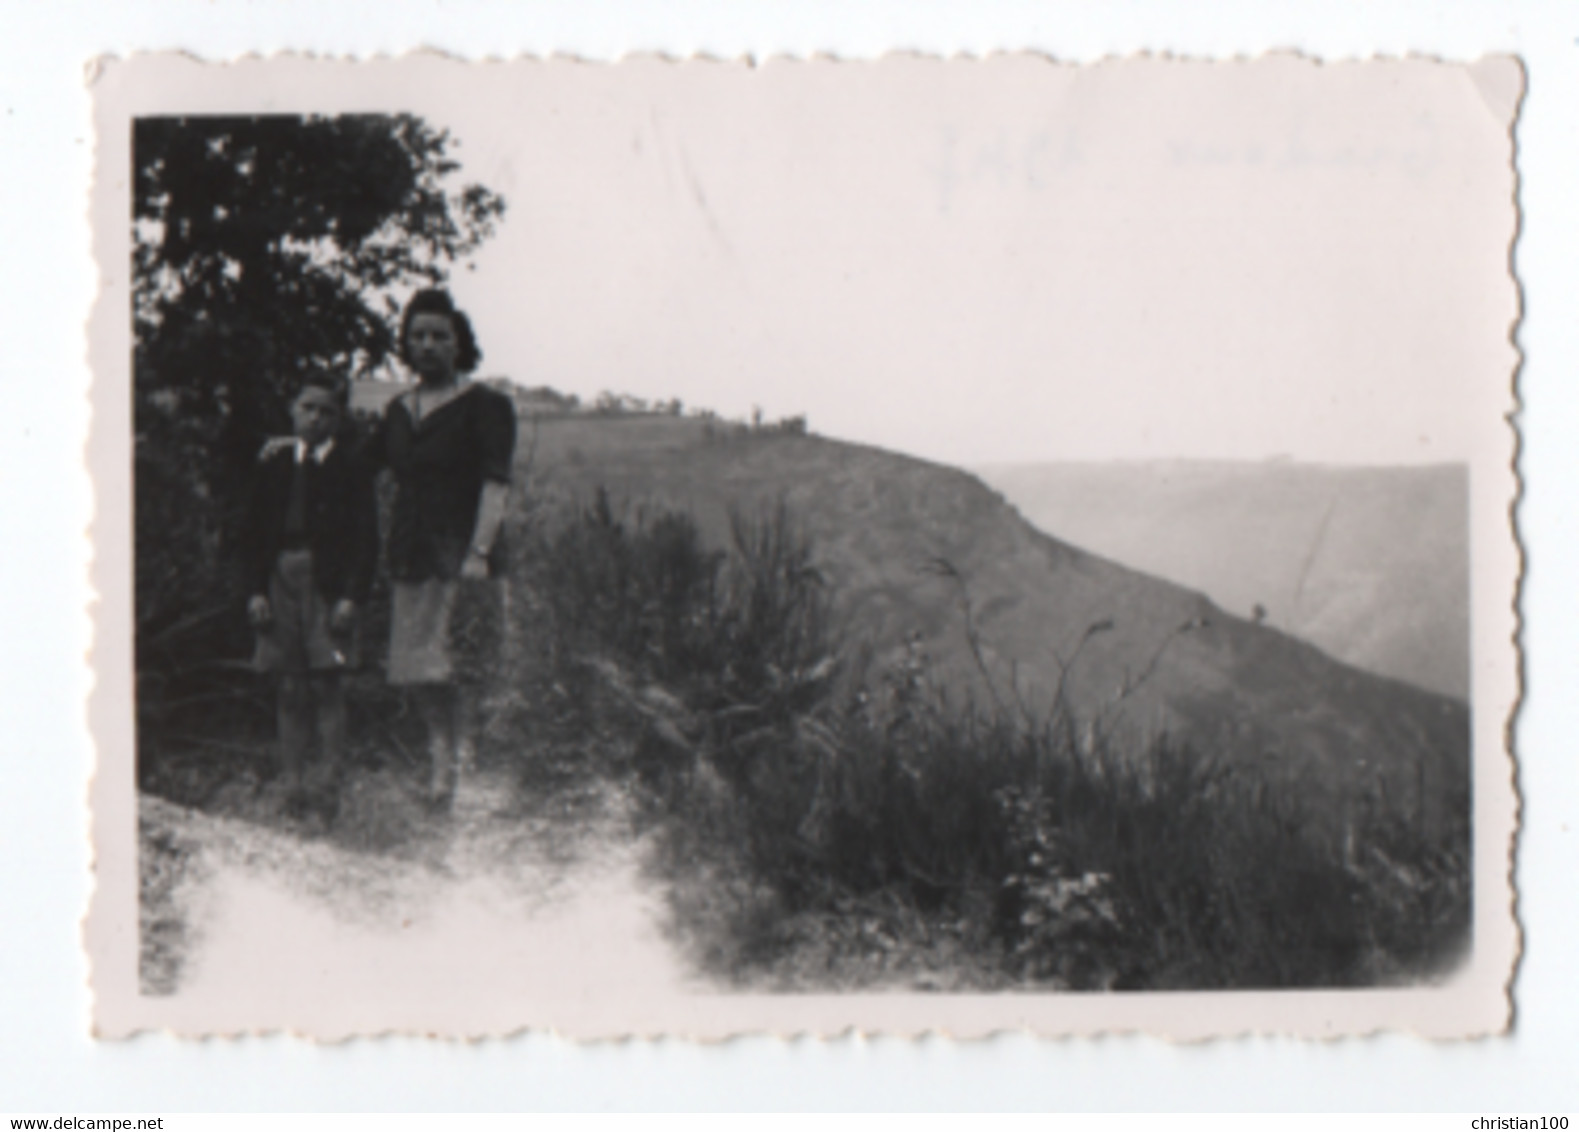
left=518, top=414, right=1469, bottom=852
left=973, top=461, right=1470, bottom=701
left=350, top=376, right=581, bottom=419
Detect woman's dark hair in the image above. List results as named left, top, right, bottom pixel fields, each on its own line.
left=398, top=288, right=482, bottom=374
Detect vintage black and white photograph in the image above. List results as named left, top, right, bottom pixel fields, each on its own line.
left=87, top=52, right=1521, bottom=1038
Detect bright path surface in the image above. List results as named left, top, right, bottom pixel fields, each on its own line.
left=144, top=772, right=701, bottom=1038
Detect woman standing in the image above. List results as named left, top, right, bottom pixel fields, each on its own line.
left=372, top=288, right=516, bottom=807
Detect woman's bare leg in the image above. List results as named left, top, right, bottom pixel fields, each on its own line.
left=454, top=685, right=479, bottom=775
left=414, top=682, right=456, bottom=805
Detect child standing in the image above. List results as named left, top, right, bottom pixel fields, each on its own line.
left=239, top=372, right=379, bottom=822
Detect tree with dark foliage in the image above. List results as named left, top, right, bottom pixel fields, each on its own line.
left=133, top=114, right=505, bottom=703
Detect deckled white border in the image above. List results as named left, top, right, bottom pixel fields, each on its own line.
left=1, top=0, right=1575, bottom=1110
left=86, top=49, right=1520, bottom=1044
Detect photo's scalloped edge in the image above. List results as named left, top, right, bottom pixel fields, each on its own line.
left=81, top=46, right=1532, bottom=71
left=80, top=48, right=1527, bottom=1045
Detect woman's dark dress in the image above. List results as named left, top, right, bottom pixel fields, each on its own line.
left=371, top=382, right=516, bottom=684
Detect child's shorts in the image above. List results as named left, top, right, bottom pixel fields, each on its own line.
left=253, top=549, right=359, bottom=674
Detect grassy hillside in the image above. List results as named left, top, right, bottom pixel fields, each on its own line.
left=132, top=403, right=1473, bottom=991
left=520, top=414, right=1469, bottom=855
left=975, top=461, right=1470, bottom=701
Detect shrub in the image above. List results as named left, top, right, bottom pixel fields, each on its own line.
left=504, top=494, right=1471, bottom=990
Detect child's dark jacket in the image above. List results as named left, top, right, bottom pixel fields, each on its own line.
left=238, top=439, right=380, bottom=605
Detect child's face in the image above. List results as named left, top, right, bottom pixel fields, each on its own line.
left=290, top=386, right=341, bottom=446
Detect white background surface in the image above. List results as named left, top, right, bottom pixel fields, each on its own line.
left=0, top=0, right=1574, bottom=1111
left=342, top=54, right=1514, bottom=469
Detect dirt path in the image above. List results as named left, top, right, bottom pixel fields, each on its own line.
left=139, top=766, right=701, bottom=1037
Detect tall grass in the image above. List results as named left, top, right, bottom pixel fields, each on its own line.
left=133, top=463, right=1469, bottom=990
left=506, top=492, right=1471, bottom=990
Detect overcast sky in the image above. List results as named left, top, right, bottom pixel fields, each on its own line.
left=378, top=54, right=1519, bottom=468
